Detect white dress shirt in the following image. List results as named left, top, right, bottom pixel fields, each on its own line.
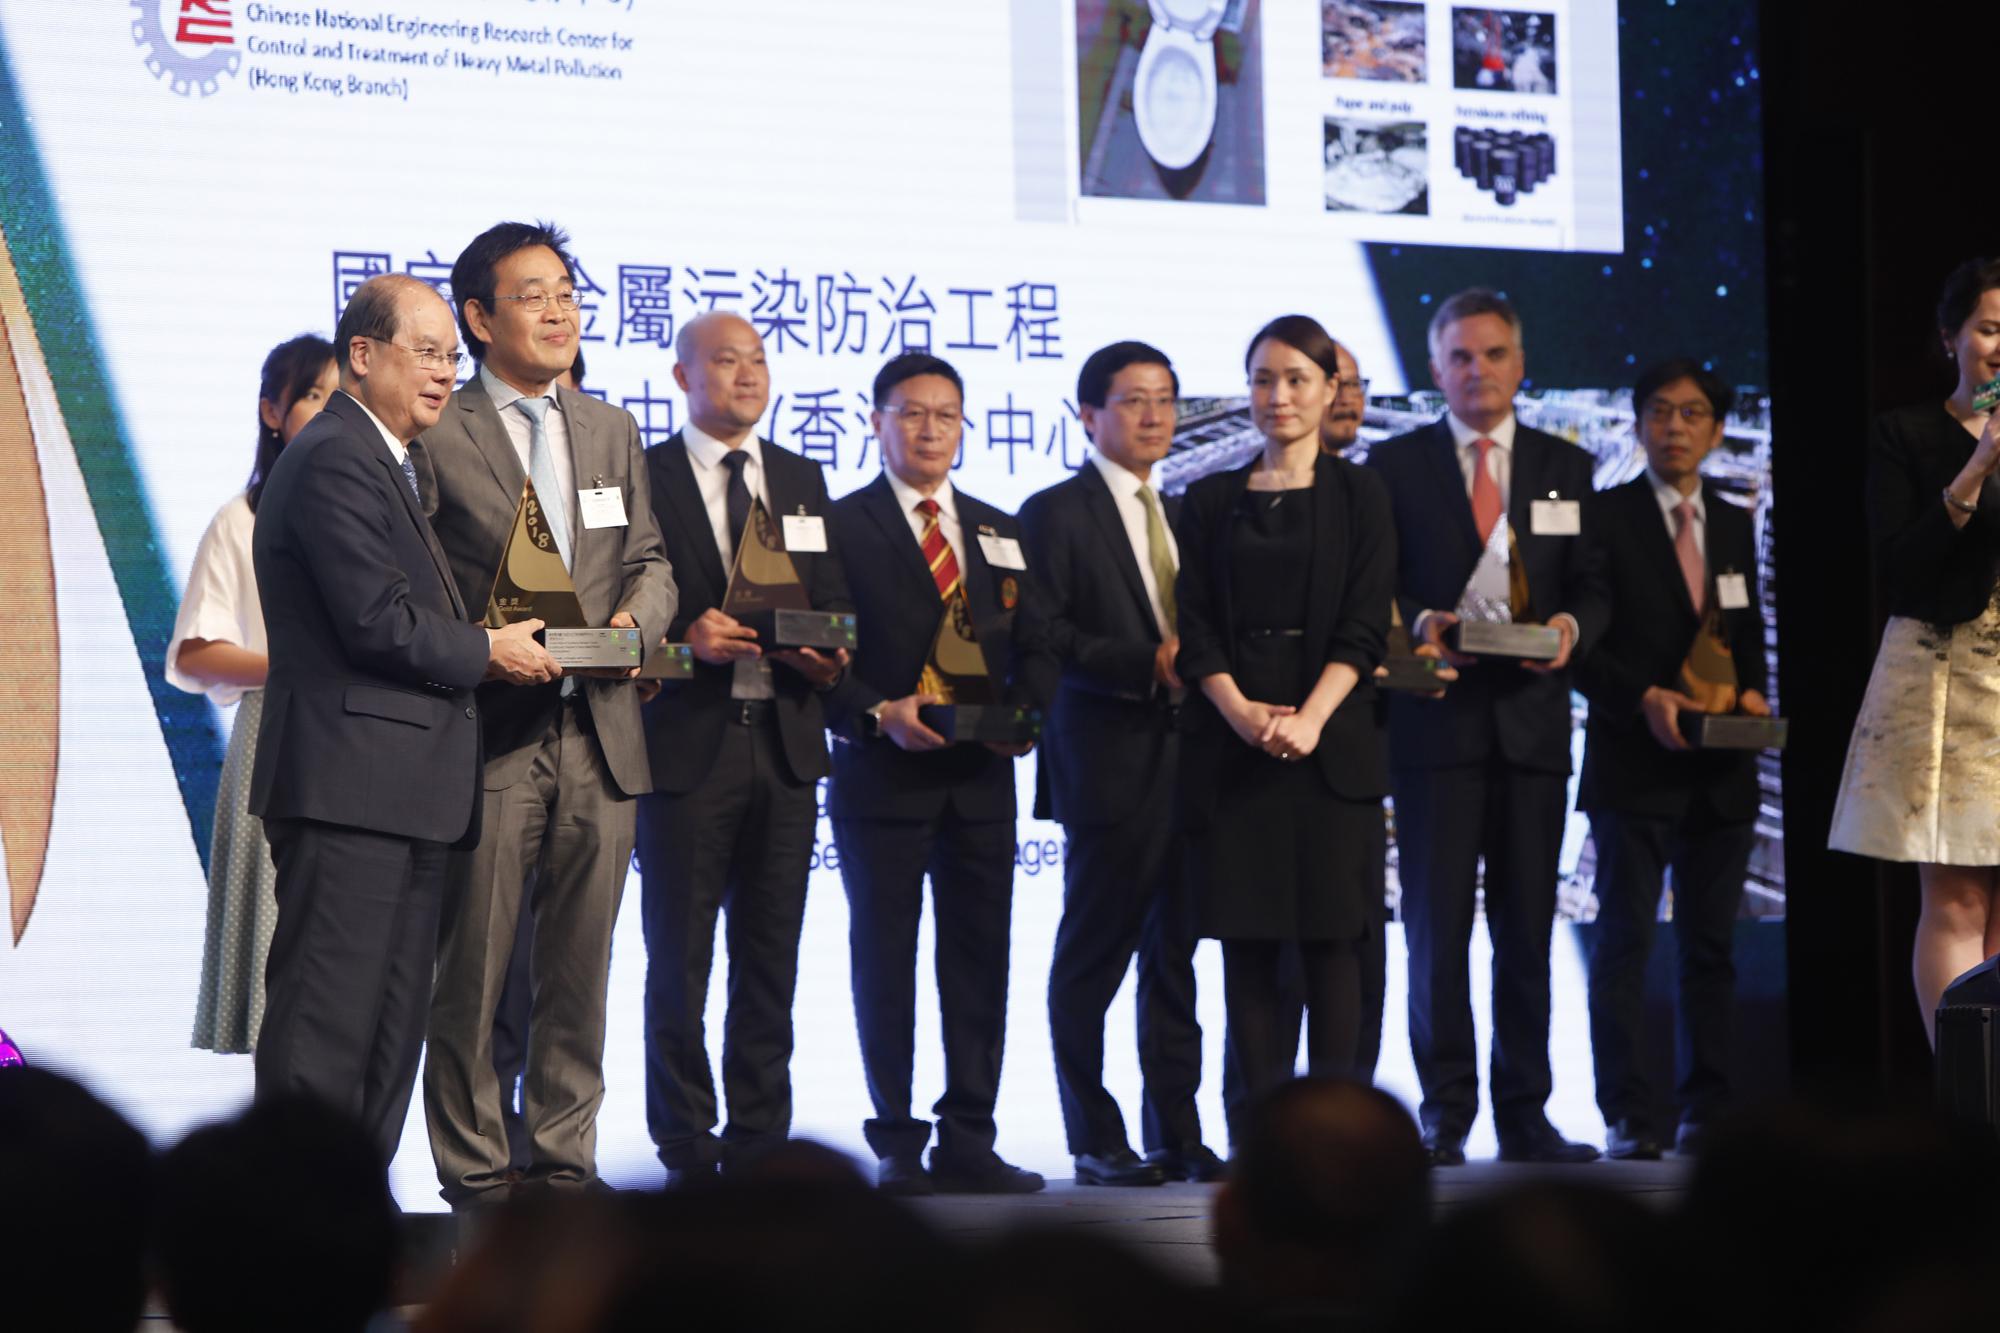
left=165, top=493, right=264, bottom=706
left=683, top=422, right=775, bottom=699
left=346, top=390, right=411, bottom=466
left=885, top=469, right=965, bottom=567
left=1648, top=468, right=1707, bottom=566
left=1088, top=450, right=1178, bottom=639
left=481, top=364, right=578, bottom=535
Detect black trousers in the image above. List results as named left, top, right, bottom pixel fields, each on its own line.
left=254, top=817, right=446, bottom=1165
left=635, top=710, right=816, bottom=1171
left=1221, top=939, right=1364, bottom=1140
left=1394, top=759, right=1567, bottom=1139
left=1047, top=750, right=1203, bottom=1157
left=1586, top=806, right=1754, bottom=1131
left=834, top=809, right=1015, bottom=1165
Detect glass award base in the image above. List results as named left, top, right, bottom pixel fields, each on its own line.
left=774, top=608, right=858, bottom=651
left=540, top=627, right=645, bottom=669
left=1376, top=654, right=1447, bottom=693
left=1449, top=620, right=1563, bottom=660
left=638, top=643, right=696, bottom=680
left=1678, top=712, right=1789, bottom=750
left=918, top=703, right=1043, bottom=745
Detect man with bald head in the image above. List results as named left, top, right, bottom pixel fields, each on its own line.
left=637, top=310, right=854, bottom=1181
left=416, top=220, right=674, bottom=1208
left=251, top=274, right=557, bottom=1164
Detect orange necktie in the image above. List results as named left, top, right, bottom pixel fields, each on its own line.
left=1470, top=437, right=1503, bottom=543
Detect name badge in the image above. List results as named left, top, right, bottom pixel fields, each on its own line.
left=1716, top=573, right=1750, bottom=610
left=977, top=533, right=1028, bottom=570
left=781, top=513, right=829, bottom=552
left=1529, top=498, right=1581, bottom=536
left=578, top=487, right=628, bottom=529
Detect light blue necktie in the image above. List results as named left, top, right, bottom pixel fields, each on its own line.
left=514, top=396, right=572, bottom=570
left=398, top=453, right=422, bottom=504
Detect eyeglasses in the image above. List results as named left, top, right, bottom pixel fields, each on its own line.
left=1642, top=400, right=1716, bottom=425
left=1104, top=393, right=1178, bottom=414
left=494, top=290, right=581, bottom=314
left=881, top=404, right=963, bottom=431
left=1335, top=377, right=1372, bottom=399
left=368, top=338, right=466, bottom=374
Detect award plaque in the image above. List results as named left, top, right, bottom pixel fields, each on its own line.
left=1674, top=602, right=1787, bottom=750
left=721, top=500, right=859, bottom=651
left=1447, top=522, right=1563, bottom=661
left=915, top=590, right=1042, bottom=744
left=1376, top=603, right=1448, bottom=693
left=638, top=642, right=696, bottom=681
left=486, top=480, right=635, bottom=668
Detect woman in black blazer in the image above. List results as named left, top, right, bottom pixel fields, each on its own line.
left=1830, top=256, right=2000, bottom=1045
left=1176, top=314, right=1395, bottom=1104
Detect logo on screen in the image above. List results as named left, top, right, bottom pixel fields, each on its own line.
left=132, top=0, right=241, bottom=98
left=0, top=1028, right=24, bottom=1067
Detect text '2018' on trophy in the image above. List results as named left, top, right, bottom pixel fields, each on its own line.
left=1446, top=521, right=1562, bottom=660
left=487, top=480, right=644, bottom=670
left=722, top=500, right=858, bottom=652
left=1675, top=599, right=1787, bottom=750
left=915, top=591, right=1040, bottom=745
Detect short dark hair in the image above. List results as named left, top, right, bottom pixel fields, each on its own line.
left=247, top=333, right=336, bottom=514
left=1937, top=256, right=2000, bottom=337
left=451, top=220, right=576, bottom=363
left=1427, top=287, right=1523, bottom=355
left=1633, top=357, right=1735, bottom=419
left=1077, top=340, right=1179, bottom=408
left=873, top=352, right=963, bottom=408
left=1245, top=314, right=1343, bottom=380
left=333, top=276, right=408, bottom=375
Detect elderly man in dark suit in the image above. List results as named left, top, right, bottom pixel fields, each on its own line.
left=250, top=274, right=556, bottom=1164
left=634, top=310, right=852, bottom=1183
left=1577, top=359, right=1770, bottom=1160
left=825, top=352, right=1055, bottom=1196
left=415, top=221, right=676, bottom=1208
left=1019, top=340, right=1219, bottom=1187
left=1365, top=288, right=1606, bottom=1166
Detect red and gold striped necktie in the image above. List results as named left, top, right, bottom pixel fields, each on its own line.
left=916, top=497, right=962, bottom=602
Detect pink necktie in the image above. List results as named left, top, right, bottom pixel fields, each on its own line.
left=1674, top=500, right=1705, bottom=614
left=1470, top=437, right=1502, bottom=543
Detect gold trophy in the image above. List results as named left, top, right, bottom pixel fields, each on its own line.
left=914, top=589, right=1041, bottom=744
left=1376, top=602, right=1447, bottom=693
left=1675, top=600, right=1786, bottom=749
left=719, top=498, right=857, bottom=651
left=487, top=479, right=644, bottom=669
left=1446, top=521, right=1563, bottom=660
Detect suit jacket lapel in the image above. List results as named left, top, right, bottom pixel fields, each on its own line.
left=657, top=436, right=728, bottom=597
left=455, top=375, right=530, bottom=500
left=1303, top=457, right=1341, bottom=661
left=1422, top=419, right=1483, bottom=554
left=1630, top=477, right=1698, bottom=620
left=331, top=393, right=466, bottom=619
left=1078, top=464, right=1157, bottom=638
left=556, top=384, right=608, bottom=594
left=858, top=472, right=942, bottom=606
left=1507, top=427, right=1546, bottom=543
left=1207, top=464, right=1253, bottom=644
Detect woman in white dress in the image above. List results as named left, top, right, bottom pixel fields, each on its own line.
left=1830, top=258, right=2000, bottom=1044
left=168, top=334, right=336, bottom=1053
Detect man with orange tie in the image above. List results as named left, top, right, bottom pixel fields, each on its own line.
left=1365, top=288, right=1605, bottom=1166
left=823, top=352, right=1054, bottom=1196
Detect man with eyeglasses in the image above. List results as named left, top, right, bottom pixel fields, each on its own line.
left=824, top=352, right=1055, bottom=1195
left=250, top=274, right=557, bottom=1165
left=1017, top=341, right=1221, bottom=1187
left=416, top=220, right=674, bottom=1209
left=633, top=310, right=853, bottom=1184
left=1322, top=341, right=1368, bottom=455
left=1574, top=358, right=1769, bottom=1160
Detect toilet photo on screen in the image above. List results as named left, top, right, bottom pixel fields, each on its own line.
left=1076, top=0, right=1266, bottom=204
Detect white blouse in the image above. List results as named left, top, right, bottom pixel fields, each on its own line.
left=165, top=493, right=265, bottom=706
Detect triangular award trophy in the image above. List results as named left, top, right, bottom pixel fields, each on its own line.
left=1674, top=598, right=1787, bottom=750
left=1376, top=602, right=1448, bottom=693
left=1445, top=521, right=1563, bottom=660
left=487, top=479, right=645, bottom=670
left=718, top=498, right=858, bottom=651
left=914, top=589, right=1042, bottom=744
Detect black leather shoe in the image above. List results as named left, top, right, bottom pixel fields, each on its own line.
left=928, top=1151, right=1046, bottom=1194
left=1146, top=1144, right=1228, bottom=1183
left=1496, top=1122, right=1601, bottom=1164
left=1604, top=1120, right=1663, bottom=1161
left=664, top=1163, right=719, bottom=1189
left=876, top=1155, right=933, bottom=1196
left=1075, top=1149, right=1167, bottom=1186
left=1422, top=1128, right=1467, bottom=1167
left=1673, top=1121, right=1710, bottom=1157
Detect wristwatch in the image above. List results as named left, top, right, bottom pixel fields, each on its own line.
left=862, top=700, right=890, bottom=739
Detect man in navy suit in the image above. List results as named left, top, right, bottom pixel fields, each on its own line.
left=1019, top=341, right=1220, bottom=1187
left=1576, top=359, right=1770, bottom=1160
left=825, top=352, right=1054, bottom=1195
left=1365, top=288, right=1606, bottom=1165
left=250, top=274, right=557, bottom=1164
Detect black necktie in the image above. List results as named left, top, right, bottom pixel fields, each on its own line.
left=721, top=450, right=751, bottom=557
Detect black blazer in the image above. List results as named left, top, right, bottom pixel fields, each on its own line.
left=249, top=391, right=490, bottom=845
left=640, top=431, right=854, bottom=793
left=1173, top=453, right=1394, bottom=825
left=1365, top=417, right=1607, bottom=774
left=1018, top=463, right=1187, bottom=828
left=823, top=474, right=1053, bottom=823
left=1574, top=476, right=1768, bottom=820
left=1866, top=401, right=2000, bottom=625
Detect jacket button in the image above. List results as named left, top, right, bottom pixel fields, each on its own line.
left=465, top=706, right=476, bottom=719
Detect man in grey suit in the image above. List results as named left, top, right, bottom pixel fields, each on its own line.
left=418, top=221, right=676, bottom=1208
left=251, top=274, right=556, bottom=1165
